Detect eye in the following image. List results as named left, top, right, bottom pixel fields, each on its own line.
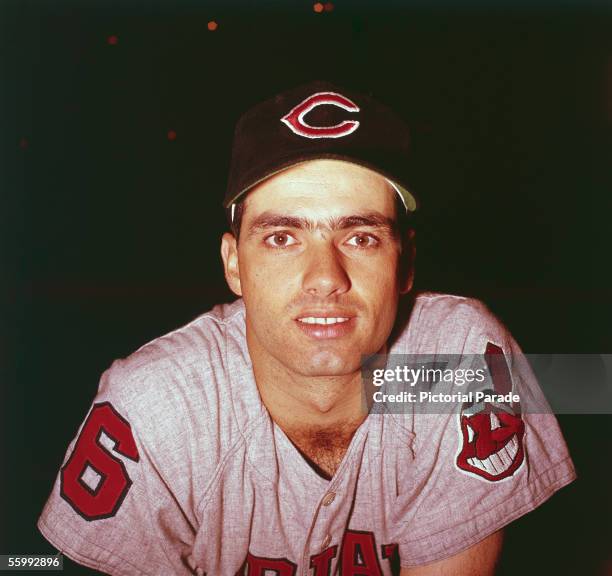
left=264, top=232, right=298, bottom=248
left=345, top=233, right=379, bottom=248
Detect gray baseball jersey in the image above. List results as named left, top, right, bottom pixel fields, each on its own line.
left=38, top=293, right=576, bottom=575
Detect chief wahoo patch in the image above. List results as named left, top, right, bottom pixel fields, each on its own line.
left=456, top=343, right=525, bottom=481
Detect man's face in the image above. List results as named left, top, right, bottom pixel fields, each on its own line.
left=222, top=159, right=409, bottom=378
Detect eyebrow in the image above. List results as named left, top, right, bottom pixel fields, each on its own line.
left=247, top=211, right=398, bottom=236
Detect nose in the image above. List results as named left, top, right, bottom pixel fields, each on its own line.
left=301, top=241, right=351, bottom=298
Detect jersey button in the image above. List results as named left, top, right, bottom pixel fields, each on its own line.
left=322, top=492, right=336, bottom=506
left=321, top=534, right=332, bottom=549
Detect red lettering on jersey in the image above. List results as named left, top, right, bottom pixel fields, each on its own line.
left=246, top=552, right=297, bottom=576
left=381, top=543, right=398, bottom=560
left=60, top=402, right=139, bottom=520
left=310, top=545, right=338, bottom=576
left=339, top=530, right=383, bottom=575
left=381, top=543, right=400, bottom=574
left=281, top=92, right=360, bottom=139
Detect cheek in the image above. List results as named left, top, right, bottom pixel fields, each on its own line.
left=239, top=254, right=298, bottom=306
left=350, top=255, right=401, bottom=296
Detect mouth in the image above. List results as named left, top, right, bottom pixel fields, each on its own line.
left=297, top=317, right=350, bottom=325
left=294, top=313, right=356, bottom=339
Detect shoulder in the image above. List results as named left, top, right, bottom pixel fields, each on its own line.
left=37, top=300, right=251, bottom=574
left=412, top=291, right=497, bottom=325
left=103, top=299, right=245, bottom=398
left=94, top=299, right=251, bottom=461
left=391, top=291, right=514, bottom=354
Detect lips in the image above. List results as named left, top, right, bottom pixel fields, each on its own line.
left=294, top=312, right=356, bottom=339
left=456, top=407, right=525, bottom=481
left=297, top=317, right=350, bottom=325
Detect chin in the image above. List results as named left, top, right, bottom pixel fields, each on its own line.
left=294, top=350, right=361, bottom=377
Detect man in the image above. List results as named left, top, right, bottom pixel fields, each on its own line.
left=38, top=81, right=576, bottom=575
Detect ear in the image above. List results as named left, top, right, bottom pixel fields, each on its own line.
left=221, top=232, right=242, bottom=296
left=399, top=228, right=416, bottom=295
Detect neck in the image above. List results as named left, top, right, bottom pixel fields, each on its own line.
left=251, top=350, right=367, bottom=432
left=251, top=349, right=368, bottom=479
left=246, top=322, right=370, bottom=424
left=247, top=327, right=379, bottom=479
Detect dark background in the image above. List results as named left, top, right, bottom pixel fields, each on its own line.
left=2, top=0, right=611, bottom=574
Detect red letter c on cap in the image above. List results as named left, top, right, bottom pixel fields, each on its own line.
left=281, top=91, right=360, bottom=139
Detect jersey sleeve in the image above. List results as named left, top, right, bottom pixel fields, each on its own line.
left=37, top=361, right=201, bottom=576
left=394, top=300, right=576, bottom=567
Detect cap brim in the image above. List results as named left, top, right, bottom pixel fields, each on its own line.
left=226, top=156, right=418, bottom=214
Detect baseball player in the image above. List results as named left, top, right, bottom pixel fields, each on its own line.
left=38, top=81, right=576, bottom=575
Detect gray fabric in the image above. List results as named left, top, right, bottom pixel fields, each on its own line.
left=38, top=293, right=576, bottom=575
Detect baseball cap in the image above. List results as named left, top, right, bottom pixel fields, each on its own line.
left=224, top=81, right=418, bottom=217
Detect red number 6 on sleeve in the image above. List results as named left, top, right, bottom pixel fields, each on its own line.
left=60, top=402, right=140, bottom=521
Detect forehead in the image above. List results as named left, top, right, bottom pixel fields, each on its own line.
left=242, top=159, right=397, bottom=219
